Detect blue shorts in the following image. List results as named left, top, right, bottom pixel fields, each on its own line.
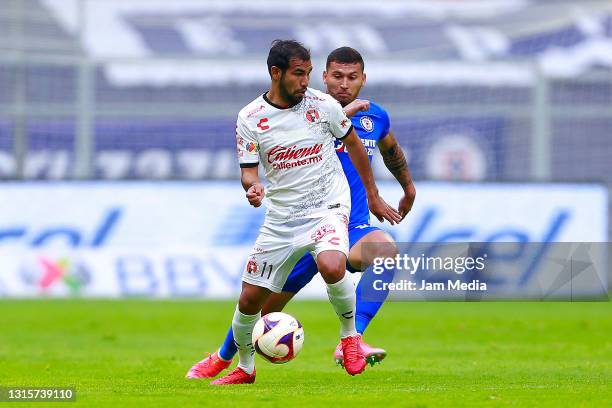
left=281, top=224, right=382, bottom=294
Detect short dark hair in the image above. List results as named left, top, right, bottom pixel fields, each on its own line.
left=326, top=46, right=364, bottom=71
left=267, top=40, right=311, bottom=75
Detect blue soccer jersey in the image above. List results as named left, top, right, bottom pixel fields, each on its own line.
left=334, top=101, right=391, bottom=228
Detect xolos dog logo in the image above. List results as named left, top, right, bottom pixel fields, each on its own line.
left=305, top=109, right=320, bottom=123
left=246, top=258, right=258, bottom=274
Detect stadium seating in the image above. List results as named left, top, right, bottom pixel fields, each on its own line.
left=0, top=0, right=610, bottom=185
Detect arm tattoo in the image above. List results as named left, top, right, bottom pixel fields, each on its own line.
left=382, top=143, right=409, bottom=182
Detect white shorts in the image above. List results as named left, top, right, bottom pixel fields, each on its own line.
left=242, top=210, right=350, bottom=292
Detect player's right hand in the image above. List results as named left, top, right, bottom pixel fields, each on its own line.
left=343, top=99, right=370, bottom=118
left=246, top=182, right=265, bottom=207
left=368, top=194, right=402, bottom=225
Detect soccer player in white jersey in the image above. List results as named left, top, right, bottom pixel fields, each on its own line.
left=208, top=40, right=401, bottom=385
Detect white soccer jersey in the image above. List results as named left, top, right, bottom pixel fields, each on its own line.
left=236, top=87, right=353, bottom=221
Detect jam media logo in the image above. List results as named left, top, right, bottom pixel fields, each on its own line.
left=19, top=256, right=91, bottom=295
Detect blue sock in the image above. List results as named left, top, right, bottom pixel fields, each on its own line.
left=355, top=299, right=385, bottom=335
left=355, top=263, right=394, bottom=335
left=218, top=326, right=237, bottom=361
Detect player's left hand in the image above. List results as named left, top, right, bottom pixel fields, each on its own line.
left=398, top=184, right=416, bottom=220
left=368, top=193, right=402, bottom=225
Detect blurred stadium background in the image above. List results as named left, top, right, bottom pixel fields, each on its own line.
left=0, top=0, right=610, bottom=298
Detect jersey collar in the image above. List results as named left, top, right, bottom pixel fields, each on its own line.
left=262, top=92, right=299, bottom=110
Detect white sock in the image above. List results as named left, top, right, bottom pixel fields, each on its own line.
left=232, top=306, right=260, bottom=374
left=326, top=273, right=358, bottom=338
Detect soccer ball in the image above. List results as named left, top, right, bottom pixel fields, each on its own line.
left=252, top=312, right=304, bottom=364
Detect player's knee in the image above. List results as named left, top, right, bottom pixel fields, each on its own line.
left=238, top=288, right=266, bottom=314
left=353, top=231, right=398, bottom=269
left=238, top=297, right=257, bottom=315
left=317, top=255, right=346, bottom=283
left=374, top=240, right=398, bottom=260
left=320, top=268, right=345, bottom=284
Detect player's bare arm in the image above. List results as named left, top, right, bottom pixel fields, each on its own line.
left=240, top=167, right=265, bottom=208
left=378, top=130, right=416, bottom=219
left=342, top=99, right=370, bottom=117
left=342, top=129, right=402, bottom=225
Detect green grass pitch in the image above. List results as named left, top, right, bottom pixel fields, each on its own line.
left=0, top=300, right=610, bottom=407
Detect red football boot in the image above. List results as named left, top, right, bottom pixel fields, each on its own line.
left=185, top=351, right=232, bottom=379
left=334, top=338, right=387, bottom=367
left=341, top=335, right=367, bottom=376
left=210, top=367, right=256, bottom=385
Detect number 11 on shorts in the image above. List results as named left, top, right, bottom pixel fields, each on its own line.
left=261, top=262, right=273, bottom=279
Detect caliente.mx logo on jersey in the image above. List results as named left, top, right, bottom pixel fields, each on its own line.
left=267, top=143, right=323, bottom=170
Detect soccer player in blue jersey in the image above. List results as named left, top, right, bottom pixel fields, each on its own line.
left=186, top=47, right=415, bottom=378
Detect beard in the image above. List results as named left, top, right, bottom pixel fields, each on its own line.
left=329, top=89, right=354, bottom=107
left=279, top=76, right=305, bottom=106
left=336, top=97, right=351, bottom=107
